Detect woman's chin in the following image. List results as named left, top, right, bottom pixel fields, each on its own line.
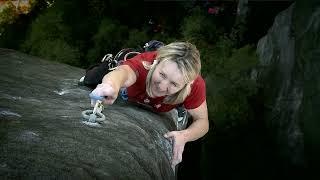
left=152, top=92, right=160, bottom=97
left=152, top=89, right=163, bottom=97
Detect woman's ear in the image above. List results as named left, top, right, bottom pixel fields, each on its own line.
left=150, top=59, right=159, bottom=70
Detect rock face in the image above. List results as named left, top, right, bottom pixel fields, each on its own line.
left=255, top=1, right=320, bottom=171
left=0, top=49, right=175, bottom=179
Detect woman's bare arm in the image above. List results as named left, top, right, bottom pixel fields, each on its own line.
left=183, top=100, right=209, bottom=142
left=102, top=65, right=137, bottom=90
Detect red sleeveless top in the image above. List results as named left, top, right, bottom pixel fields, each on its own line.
left=122, top=51, right=206, bottom=112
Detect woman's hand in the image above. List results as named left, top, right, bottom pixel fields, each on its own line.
left=90, top=80, right=119, bottom=106
left=164, top=130, right=188, bottom=169
left=89, top=65, right=137, bottom=107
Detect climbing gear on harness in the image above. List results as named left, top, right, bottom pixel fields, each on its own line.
left=101, top=53, right=118, bottom=71
left=108, top=49, right=141, bottom=71
left=176, top=106, right=188, bottom=131
left=120, top=88, right=128, bottom=101
left=80, top=49, right=141, bottom=88
left=81, top=93, right=106, bottom=123
left=143, top=40, right=165, bottom=52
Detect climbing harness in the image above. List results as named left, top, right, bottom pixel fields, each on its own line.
left=107, top=49, right=141, bottom=71
left=100, top=40, right=164, bottom=71
left=81, top=93, right=106, bottom=123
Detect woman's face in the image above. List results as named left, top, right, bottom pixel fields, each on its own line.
left=151, top=60, right=185, bottom=97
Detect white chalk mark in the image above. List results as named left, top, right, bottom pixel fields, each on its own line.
left=54, top=89, right=70, bottom=95
left=19, top=130, right=41, bottom=143
left=0, top=109, right=21, bottom=117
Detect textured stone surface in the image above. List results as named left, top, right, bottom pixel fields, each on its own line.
left=255, top=1, right=320, bottom=170
left=0, top=49, right=175, bottom=179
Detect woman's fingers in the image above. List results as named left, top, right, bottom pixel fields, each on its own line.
left=90, top=82, right=118, bottom=105
left=172, top=144, right=183, bottom=166
left=164, top=132, right=174, bottom=139
left=164, top=131, right=185, bottom=168
left=102, top=96, right=116, bottom=105
left=164, top=131, right=186, bottom=168
left=173, top=145, right=179, bottom=165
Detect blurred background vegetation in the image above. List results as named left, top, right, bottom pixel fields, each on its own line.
left=0, top=0, right=294, bottom=179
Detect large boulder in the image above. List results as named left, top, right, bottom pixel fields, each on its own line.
left=254, top=0, right=320, bottom=172
left=0, top=49, right=175, bottom=179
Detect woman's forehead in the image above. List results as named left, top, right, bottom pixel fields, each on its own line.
left=158, top=60, right=185, bottom=82
left=159, top=60, right=179, bottom=71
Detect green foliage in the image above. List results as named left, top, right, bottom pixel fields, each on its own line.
left=88, top=0, right=108, bottom=20
left=205, top=44, right=259, bottom=129
left=229, top=22, right=248, bottom=47
left=183, top=37, right=235, bottom=80
left=22, top=11, right=80, bottom=65
left=180, top=7, right=222, bottom=44
left=0, top=1, right=17, bottom=25
left=122, top=29, right=149, bottom=48
left=213, top=36, right=235, bottom=59
left=37, top=39, right=80, bottom=65
left=86, top=18, right=128, bottom=64
left=180, top=7, right=206, bottom=42
left=25, top=11, right=71, bottom=44
left=0, top=21, right=27, bottom=49
left=51, top=0, right=98, bottom=40
left=22, top=0, right=103, bottom=66
left=107, top=0, right=145, bottom=27
left=179, top=26, right=258, bottom=131
left=180, top=35, right=258, bottom=131
left=151, top=33, right=177, bottom=45
left=0, top=0, right=51, bottom=49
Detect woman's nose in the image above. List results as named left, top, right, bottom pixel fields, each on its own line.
left=158, top=81, right=169, bottom=92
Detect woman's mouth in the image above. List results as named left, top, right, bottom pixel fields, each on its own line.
left=152, top=85, right=165, bottom=97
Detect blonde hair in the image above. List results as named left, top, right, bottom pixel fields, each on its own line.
left=143, top=42, right=201, bottom=104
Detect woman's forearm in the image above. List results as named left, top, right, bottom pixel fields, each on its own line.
left=182, top=117, right=209, bottom=142
left=182, top=101, right=209, bottom=142
left=102, top=65, right=136, bottom=90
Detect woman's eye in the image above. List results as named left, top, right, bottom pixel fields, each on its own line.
left=160, top=72, right=166, bottom=78
left=171, top=82, right=177, bottom=87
